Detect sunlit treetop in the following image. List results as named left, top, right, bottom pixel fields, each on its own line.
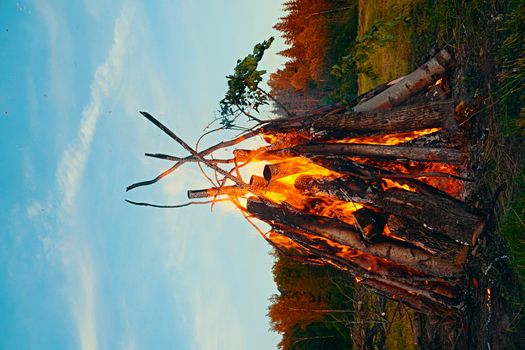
left=218, top=37, right=274, bottom=129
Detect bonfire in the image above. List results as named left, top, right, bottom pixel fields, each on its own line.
left=127, top=49, right=485, bottom=312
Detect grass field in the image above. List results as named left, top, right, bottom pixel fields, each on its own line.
left=356, top=0, right=418, bottom=93
left=354, top=0, right=525, bottom=346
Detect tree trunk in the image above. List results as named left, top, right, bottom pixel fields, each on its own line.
left=353, top=49, right=452, bottom=112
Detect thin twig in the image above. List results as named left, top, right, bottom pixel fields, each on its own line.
left=127, top=112, right=261, bottom=191
left=145, top=153, right=234, bottom=163
left=125, top=199, right=226, bottom=208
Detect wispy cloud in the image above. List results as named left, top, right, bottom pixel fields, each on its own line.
left=56, top=4, right=134, bottom=213
left=33, top=1, right=75, bottom=127
left=52, top=3, right=136, bottom=350
left=192, top=287, right=243, bottom=350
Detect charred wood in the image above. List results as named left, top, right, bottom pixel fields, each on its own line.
left=294, top=176, right=483, bottom=245
left=353, top=208, right=387, bottom=242
left=292, top=143, right=463, bottom=164
left=385, top=215, right=463, bottom=256
left=311, top=101, right=457, bottom=135
left=247, top=198, right=463, bottom=278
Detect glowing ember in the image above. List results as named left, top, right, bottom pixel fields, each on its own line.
left=267, top=231, right=303, bottom=251
left=349, top=158, right=465, bottom=199
left=382, top=225, right=407, bottom=242
left=336, top=128, right=441, bottom=145
left=381, top=178, right=417, bottom=192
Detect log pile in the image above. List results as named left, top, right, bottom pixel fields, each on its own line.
left=127, top=50, right=484, bottom=312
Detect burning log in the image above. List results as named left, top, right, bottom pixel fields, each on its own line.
left=270, top=224, right=461, bottom=310
left=353, top=49, right=452, bottom=112
left=263, top=162, right=306, bottom=181
left=249, top=175, right=268, bottom=189
left=292, top=143, right=462, bottom=164
left=308, top=156, right=468, bottom=186
left=372, top=189, right=483, bottom=246
left=294, top=175, right=483, bottom=246
left=187, top=186, right=247, bottom=199
left=247, top=198, right=463, bottom=278
left=352, top=208, right=386, bottom=242
left=310, top=100, right=457, bottom=135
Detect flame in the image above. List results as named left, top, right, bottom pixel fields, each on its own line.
left=336, top=128, right=441, bottom=146
left=349, top=158, right=465, bottom=199
left=267, top=231, right=303, bottom=251
left=254, top=156, right=363, bottom=226
left=381, top=178, right=417, bottom=192
left=211, top=125, right=465, bottom=277
left=382, top=225, right=407, bottom=242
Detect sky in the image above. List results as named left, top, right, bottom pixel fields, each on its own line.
left=0, top=1, right=287, bottom=349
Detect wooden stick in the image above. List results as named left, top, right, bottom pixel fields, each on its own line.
left=353, top=49, right=452, bottom=112
left=247, top=198, right=463, bottom=277
left=293, top=143, right=463, bottom=164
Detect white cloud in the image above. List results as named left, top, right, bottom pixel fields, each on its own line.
left=63, top=244, right=98, bottom=350
left=192, top=287, right=244, bottom=350
left=26, top=201, right=44, bottom=219
left=51, top=3, right=136, bottom=350
left=56, top=4, right=134, bottom=213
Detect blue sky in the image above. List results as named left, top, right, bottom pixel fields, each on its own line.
left=0, top=1, right=286, bottom=349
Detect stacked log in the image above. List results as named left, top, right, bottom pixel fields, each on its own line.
left=241, top=50, right=479, bottom=311
left=131, top=50, right=483, bottom=312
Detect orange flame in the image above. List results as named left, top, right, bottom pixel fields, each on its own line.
left=381, top=178, right=417, bottom=192
left=349, top=158, right=465, bottom=199
left=267, top=231, right=303, bottom=251
left=336, top=128, right=441, bottom=146
left=216, top=126, right=465, bottom=272
left=257, top=157, right=364, bottom=226
left=382, top=225, right=407, bottom=242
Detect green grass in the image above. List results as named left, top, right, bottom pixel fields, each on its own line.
left=356, top=0, right=417, bottom=93
left=384, top=301, right=417, bottom=350
left=500, top=166, right=525, bottom=283
left=354, top=0, right=525, bottom=345
left=498, top=1, right=525, bottom=283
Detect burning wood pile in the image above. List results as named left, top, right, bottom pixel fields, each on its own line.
left=127, top=50, right=484, bottom=312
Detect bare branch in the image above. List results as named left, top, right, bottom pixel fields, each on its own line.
left=127, top=112, right=262, bottom=191
left=125, top=199, right=227, bottom=208
left=145, top=153, right=234, bottom=163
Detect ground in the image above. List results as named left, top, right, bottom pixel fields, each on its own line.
left=352, top=0, right=525, bottom=348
